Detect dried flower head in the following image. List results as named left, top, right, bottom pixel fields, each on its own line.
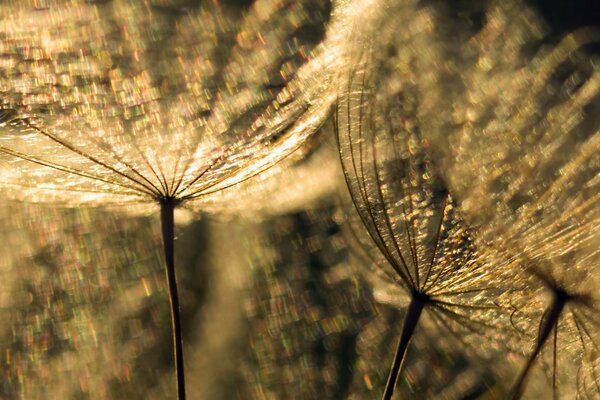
left=335, top=4, right=514, bottom=395
left=336, top=0, right=599, bottom=397
left=0, top=0, right=340, bottom=210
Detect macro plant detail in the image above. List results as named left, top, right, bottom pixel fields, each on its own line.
left=335, top=33, right=511, bottom=398
left=0, top=0, right=338, bottom=208
left=0, top=0, right=598, bottom=398
left=408, top=2, right=600, bottom=398
left=0, top=0, right=343, bottom=398
left=336, top=0, right=599, bottom=397
left=507, top=264, right=600, bottom=400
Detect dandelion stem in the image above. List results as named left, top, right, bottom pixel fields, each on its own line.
left=160, top=199, right=186, bottom=400
left=382, top=292, right=428, bottom=400
left=510, top=288, right=569, bottom=400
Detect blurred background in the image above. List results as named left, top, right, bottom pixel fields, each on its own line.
left=1, top=0, right=598, bottom=399
left=0, top=127, right=515, bottom=399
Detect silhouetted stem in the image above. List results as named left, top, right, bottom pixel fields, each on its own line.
left=160, top=200, right=186, bottom=400
left=510, top=289, right=569, bottom=400
left=382, top=293, right=428, bottom=400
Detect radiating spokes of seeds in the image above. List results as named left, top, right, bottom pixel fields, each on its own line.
left=0, top=2, right=340, bottom=399
left=0, top=0, right=337, bottom=208
left=336, top=35, right=511, bottom=399
left=384, top=1, right=600, bottom=397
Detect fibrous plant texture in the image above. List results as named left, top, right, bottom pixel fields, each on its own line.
left=0, top=1, right=348, bottom=398
left=0, top=0, right=340, bottom=208
left=335, top=10, right=513, bottom=395
left=343, top=0, right=599, bottom=398
left=413, top=3, right=599, bottom=398
left=506, top=263, right=599, bottom=400
left=1, top=0, right=596, bottom=398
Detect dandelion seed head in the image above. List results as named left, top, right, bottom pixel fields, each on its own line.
left=335, top=2, right=516, bottom=377
left=0, top=0, right=347, bottom=215
left=373, top=0, right=600, bottom=395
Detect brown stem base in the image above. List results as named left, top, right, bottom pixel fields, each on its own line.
left=382, top=292, right=428, bottom=400
left=509, top=288, right=569, bottom=400
left=160, top=199, right=186, bottom=400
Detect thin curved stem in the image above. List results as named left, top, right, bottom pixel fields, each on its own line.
left=510, top=289, right=569, bottom=400
left=382, top=293, right=428, bottom=400
left=160, top=200, right=186, bottom=400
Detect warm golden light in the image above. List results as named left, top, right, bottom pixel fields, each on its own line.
left=0, top=0, right=598, bottom=399
left=0, top=0, right=342, bottom=210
